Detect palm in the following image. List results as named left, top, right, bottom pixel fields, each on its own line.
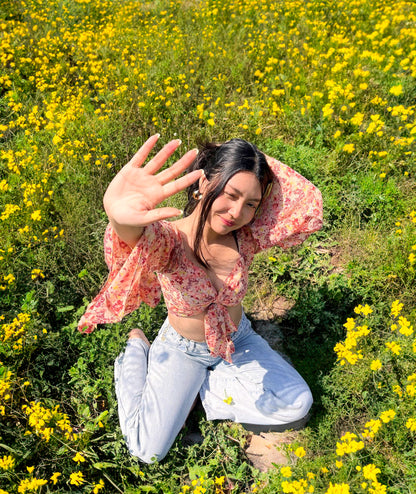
left=104, top=136, right=200, bottom=228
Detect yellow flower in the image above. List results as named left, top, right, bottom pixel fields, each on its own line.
left=354, top=304, right=373, bottom=316
left=18, top=477, right=48, bottom=492
left=93, top=479, right=105, bottom=493
left=69, top=471, right=85, bottom=486
left=398, top=316, right=413, bottom=336
left=370, top=360, right=382, bottom=371
left=50, top=472, right=61, bottom=484
left=336, top=432, right=364, bottom=456
left=350, top=112, right=364, bottom=126
left=406, top=383, right=416, bottom=397
left=343, top=318, right=355, bottom=331
left=369, top=480, right=387, bottom=493
left=389, top=84, right=403, bottom=96
left=31, top=210, right=42, bottom=221
left=72, top=452, right=86, bottom=463
left=379, top=409, right=396, bottom=423
left=391, top=300, right=404, bottom=317
left=362, top=463, right=381, bottom=482
left=280, top=466, right=292, bottom=477
left=207, top=118, right=215, bottom=126
left=393, top=385, right=402, bottom=397
left=343, top=143, right=355, bottom=153
left=31, top=269, right=45, bottom=280
left=405, top=418, right=416, bottom=432
left=385, top=341, right=401, bottom=355
left=322, top=104, right=334, bottom=118
left=294, top=446, right=306, bottom=458
left=0, top=455, right=15, bottom=470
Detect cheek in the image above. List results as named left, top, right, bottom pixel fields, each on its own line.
left=212, top=196, right=229, bottom=211
left=244, top=208, right=256, bottom=223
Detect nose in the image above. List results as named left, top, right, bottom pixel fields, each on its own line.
left=229, top=201, right=243, bottom=218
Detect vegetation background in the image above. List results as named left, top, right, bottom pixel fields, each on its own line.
left=1, top=0, right=415, bottom=492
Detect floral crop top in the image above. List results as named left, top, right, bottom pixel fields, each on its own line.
left=78, top=156, right=323, bottom=362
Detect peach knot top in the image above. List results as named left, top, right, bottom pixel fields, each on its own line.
left=78, top=156, right=323, bottom=362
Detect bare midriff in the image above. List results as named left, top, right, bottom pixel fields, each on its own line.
left=168, top=303, right=243, bottom=343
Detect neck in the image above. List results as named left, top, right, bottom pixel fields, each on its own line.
left=186, top=207, right=228, bottom=248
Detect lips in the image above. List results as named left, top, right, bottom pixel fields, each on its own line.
left=219, top=216, right=235, bottom=227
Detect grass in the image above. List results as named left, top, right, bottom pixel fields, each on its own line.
left=1, top=0, right=416, bottom=492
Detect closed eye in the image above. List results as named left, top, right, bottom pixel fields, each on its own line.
left=225, top=192, right=238, bottom=200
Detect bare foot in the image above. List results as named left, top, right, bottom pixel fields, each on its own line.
left=128, top=328, right=150, bottom=347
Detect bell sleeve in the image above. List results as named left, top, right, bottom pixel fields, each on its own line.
left=77, top=222, right=174, bottom=333
left=250, top=155, right=323, bottom=253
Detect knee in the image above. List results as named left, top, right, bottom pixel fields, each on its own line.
left=292, top=387, right=313, bottom=422
left=256, top=385, right=313, bottom=424
left=125, top=431, right=170, bottom=464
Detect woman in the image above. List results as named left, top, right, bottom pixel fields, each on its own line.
left=78, top=135, right=323, bottom=463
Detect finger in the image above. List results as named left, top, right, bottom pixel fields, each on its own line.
left=157, top=149, right=199, bottom=185
left=143, top=139, right=182, bottom=175
left=127, top=134, right=160, bottom=168
left=141, top=207, right=184, bottom=224
left=162, top=169, right=202, bottom=198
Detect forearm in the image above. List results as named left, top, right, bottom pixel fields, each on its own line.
left=107, top=218, right=144, bottom=249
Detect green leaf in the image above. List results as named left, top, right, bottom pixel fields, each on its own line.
left=57, top=305, right=74, bottom=312
left=93, top=461, right=119, bottom=470
left=0, top=443, right=21, bottom=454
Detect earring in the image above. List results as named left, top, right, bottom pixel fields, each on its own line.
left=192, top=189, right=202, bottom=201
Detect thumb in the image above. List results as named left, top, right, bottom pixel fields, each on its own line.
left=141, top=207, right=184, bottom=224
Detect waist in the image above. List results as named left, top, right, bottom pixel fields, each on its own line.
left=159, top=310, right=250, bottom=349
left=168, top=304, right=243, bottom=342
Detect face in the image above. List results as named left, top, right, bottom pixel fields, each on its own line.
left=205, top=171, right=262, bottom=235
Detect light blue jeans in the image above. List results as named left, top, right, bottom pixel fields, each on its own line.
left=114, top=312, right=312, bottom=463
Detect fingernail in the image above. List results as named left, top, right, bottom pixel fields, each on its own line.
left=155, top=133, right=160, bottom=138
left=177, top=209, right=184, bottom=216
left=194, top=148, right=199, bottom=155
left=176, top=139, right=182, bottom=146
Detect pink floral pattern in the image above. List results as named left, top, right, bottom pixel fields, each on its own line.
left=78, top=156, right=323, bottom=362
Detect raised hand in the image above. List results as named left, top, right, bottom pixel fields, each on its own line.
left=103, top=135, right=201, bottom=246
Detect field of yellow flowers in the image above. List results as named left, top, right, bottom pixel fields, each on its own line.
left=1, top=0, right=415, bottom=492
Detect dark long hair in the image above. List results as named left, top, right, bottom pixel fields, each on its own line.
left=184, top=138, right=273, bottom=268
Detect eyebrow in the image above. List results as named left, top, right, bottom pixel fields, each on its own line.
left=225, top=184, right=262, bottom=203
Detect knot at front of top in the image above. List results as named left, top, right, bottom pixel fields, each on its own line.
left=204, top=301, right=237, bottom=363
